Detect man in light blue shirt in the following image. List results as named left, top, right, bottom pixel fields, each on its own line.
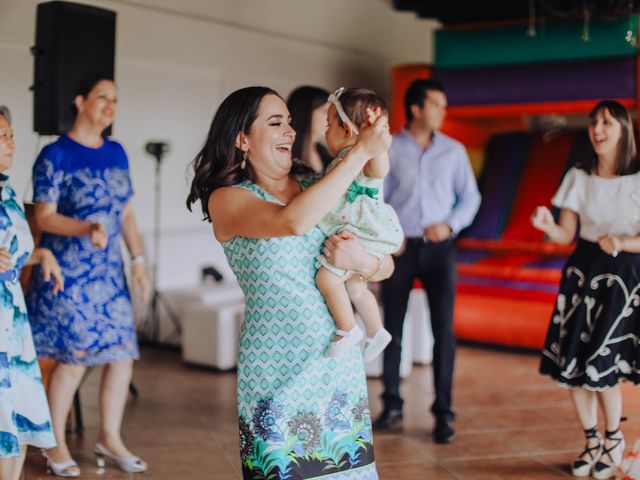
left=374, top=79, right=480, bottom=443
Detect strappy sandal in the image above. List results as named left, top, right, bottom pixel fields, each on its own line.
left=592, top=428, right=625, bottom=479
left=571, top=426, right=603, bottom=477
left=41, top=450, right=80, bottom=478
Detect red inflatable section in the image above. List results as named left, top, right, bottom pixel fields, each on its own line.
left=390, top=65, right=431, bottom=133
left=501, top=132, right=575, bottom=242
left=447, top=99, right=636, bottom=118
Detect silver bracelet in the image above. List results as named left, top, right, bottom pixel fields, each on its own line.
left=131, top=254, right=145, bottom=266
left=357, top=255, right=384, bottom=282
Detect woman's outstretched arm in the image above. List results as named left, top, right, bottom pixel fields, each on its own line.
left=211, top=116, right=391, bottom=242
left=531, top=206, right=577, bottom=245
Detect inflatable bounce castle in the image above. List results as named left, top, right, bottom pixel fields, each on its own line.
left=391, top=15, right=640, bottom=348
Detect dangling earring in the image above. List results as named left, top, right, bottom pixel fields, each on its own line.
left=241, top=150, right=248, bottom=169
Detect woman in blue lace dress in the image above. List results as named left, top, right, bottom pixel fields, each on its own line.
left=187, top=87, right=393, bottom=479
left=0, top=106, right=62, bottom=480
left=27, top=77, right=150, bottom=476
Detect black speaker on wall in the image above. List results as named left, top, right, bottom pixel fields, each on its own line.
left=32, top=1, right=116, bottom=135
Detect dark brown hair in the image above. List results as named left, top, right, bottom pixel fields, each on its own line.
left=404, top=78, right=444, bottom=123
left=579, top=99, right=640, bottom=176
left=287, top=86, right=332, bottom=170
left=335, top=88, right=388, bottom=130
left=0, top=105, right=11, bottom=124
left=71, top=74, right=114, bottom=115
left=186, top=86, right=310, bottom=222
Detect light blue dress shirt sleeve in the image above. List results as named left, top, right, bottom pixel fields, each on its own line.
left=445, top=146, right=481, bottom=235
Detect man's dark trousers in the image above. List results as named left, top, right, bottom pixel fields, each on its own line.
left=381, top=237, right=456, bottom=420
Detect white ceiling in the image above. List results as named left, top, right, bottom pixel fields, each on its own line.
left=101, top=0, right=438, bottom=63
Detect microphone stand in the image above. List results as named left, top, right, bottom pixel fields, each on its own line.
left=139, top=146, right=181, bottom=345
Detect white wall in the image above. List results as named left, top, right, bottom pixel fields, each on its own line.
left=0, top=0, right=437, bottom=287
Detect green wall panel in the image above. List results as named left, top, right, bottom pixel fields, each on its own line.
left=435, top=16, right=638, bottom=68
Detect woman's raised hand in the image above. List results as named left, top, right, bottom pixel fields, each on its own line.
left=356, top=108, right=391, bottom=159
left=531, top=206, right=554, bottom=233
left=0, top=247, right=12, bottom=273
left=89, top=223, right=108, bottom=249
left=36, top=248, right=64, bottom=294
left=598, top=235, right=623, bottom=256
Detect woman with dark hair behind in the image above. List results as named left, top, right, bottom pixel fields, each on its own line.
left=27, top=75, right=150, bottom=476
left=187, top=86, right=392, bottom=479
left=532, top=100, right=640, bottom=479
left=287, top=85, right=333, bottom=172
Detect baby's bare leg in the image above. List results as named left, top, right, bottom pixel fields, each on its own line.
left=346, top=276, right=383, bottom=337
left=317, top=266, right=355, bottom=336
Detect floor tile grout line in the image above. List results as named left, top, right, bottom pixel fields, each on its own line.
left=527, top=451, right=578, bottom=479
left=186, top=388, right=243, bottom=478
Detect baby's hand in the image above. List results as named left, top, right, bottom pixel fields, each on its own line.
left=366, top=107, right=382, bottom=125
left=357, top=112, right=391, bottom=159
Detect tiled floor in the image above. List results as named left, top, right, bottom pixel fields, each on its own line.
left=22, top=345, right=640, bottom=479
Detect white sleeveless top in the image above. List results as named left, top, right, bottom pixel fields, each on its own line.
left=552, top=166, right=640, bottom=242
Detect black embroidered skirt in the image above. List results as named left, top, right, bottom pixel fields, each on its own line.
left=540, top=239, right=640, bottom=390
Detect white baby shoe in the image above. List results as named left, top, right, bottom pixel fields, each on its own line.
left=326, top=325, right=363, bottom=357
left=363, top=328, right=392, bottom=362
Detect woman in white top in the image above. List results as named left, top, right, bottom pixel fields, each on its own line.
left=532, top=100, right=640, bottom=479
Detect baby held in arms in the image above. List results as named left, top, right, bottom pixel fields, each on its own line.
left=317, top=87, right=403, bottom=361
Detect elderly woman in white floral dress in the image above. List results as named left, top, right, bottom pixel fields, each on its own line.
left=532, top=100, right=640, bottom=479
left=0, top=106, right=63, bottom=480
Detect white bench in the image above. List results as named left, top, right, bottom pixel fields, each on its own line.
left=135, top=228, right=434, bottom=373
left=175, top=285, right=433, bottom=373
left=153, top=282, right=245, bottom=369
left=181, top=300, right=245, bottom=370
left=408, top=289, right=434, bottom=366
left=362, top=289, right=433, bottom=378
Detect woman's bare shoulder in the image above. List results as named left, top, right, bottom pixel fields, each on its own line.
left=209, top=185, right=254, bottom=214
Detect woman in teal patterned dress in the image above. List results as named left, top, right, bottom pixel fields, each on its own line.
left=0, top=107, right=63, bottom=479
left=187, top=87, right=392, bottom=479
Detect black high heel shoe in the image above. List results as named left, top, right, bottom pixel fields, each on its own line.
left=571, top=426, right=603, bottom=477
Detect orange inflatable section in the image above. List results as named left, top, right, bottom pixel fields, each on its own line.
left=453, top=294, right=553, bottom=349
